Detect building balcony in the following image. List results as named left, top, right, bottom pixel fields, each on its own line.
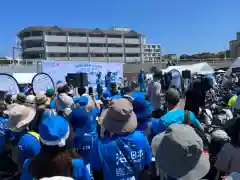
left=125, top=38, right=140, bottom=44
left=108, top=47, right=124, bottom=53
left=45, top=35, right=67, bottom=42
left=125, top=57, right=141, bottom=63
left=89, top=37, right=106, bottom=44
left=125, top=47, right=141, bottom=53
left=24, top=47, right=44, bottom=52
left=89, top=47, right=107, bottom=53
left=107, top=38, right=123, bottom=44
left=46, top=46, right=68, bottom=53
left=69, top=47, right=88, bottom=53
left=68, top=36, right=88, bottom=43
left=23, top=36, right=43, bottom=41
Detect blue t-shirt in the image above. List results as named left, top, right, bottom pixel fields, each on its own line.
left=20, top=158, right=91, bottom=180
left=138, top=73, right=145, bottom=83
left=71, top=107, right=99, bottom=163
left=90, top=131, right=152, bottom=180
left=0, top=117, right=8, bottom=153
left=149, top=109, right=201, bottom=143
left=48, top=98, right=55, bottom=109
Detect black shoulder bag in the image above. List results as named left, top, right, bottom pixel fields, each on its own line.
left=184, top=110, right=209, bottom=149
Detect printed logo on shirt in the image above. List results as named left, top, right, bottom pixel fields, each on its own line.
left=115, top=149, right=144, bottom=178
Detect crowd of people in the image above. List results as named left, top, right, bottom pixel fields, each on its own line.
left=0, top=69, right=240, bottom=180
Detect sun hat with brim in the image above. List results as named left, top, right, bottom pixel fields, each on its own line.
left=39, top=115, right=69, bottom=147
left=40, top=177, right=74, bottom=180
left=26, top=95, right=36, bottom=104
left=46, top=88, right=55, bottom=97
left=56, top=81, right=67, bottom=90
left=132, top=97, right=151, bottom=122
left=151, top=124, right=210, bottom=180
left=102, top=98, right=137, bottom=134
left=17, top=93, right=26, bottom=103
left=4, top=104, right=36, bottom=131
left=35, top=93, right=48, bottom=108
left=165, top=88, right=180, bottom=106
left=55, top=93, right=74, bottom=114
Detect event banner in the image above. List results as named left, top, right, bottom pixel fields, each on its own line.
left=41, top=61, right=124, bottom=86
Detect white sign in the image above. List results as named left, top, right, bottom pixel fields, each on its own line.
left=42, top=61, right=124, bottom=86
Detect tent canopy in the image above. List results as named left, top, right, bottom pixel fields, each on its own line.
left=163, top=62, right=214, bottom=75
left=226, top=57, right=240, bottom=76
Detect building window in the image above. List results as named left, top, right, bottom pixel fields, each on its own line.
left=107, top=34, right=122, bottom=38
left=90, top=44, right=106, bottom=47
left=47, top=53, right=68, bottom=57
left=89, top=34, right=105, bottom=37
left=24, top=41, right=44, bottom=48
left=126, top=53, right=140, bottom=57
left=124, top=35, right=139, bottom=39
left=47, top=42, right=67, bottom=46
left=108, top=44, right=122, bottom=47
left=68, top=32, right=87, bottom=36
left=109, top=53, right=122, bottom=57
left=70, top=53, right=88, bottom=57
left=90, top=53, right=107, bottom=57
left=125, top=44, right=140, bottom=48
left=31, top=31, right=43, bottom=36
left=69, top=43, right=88, bottom=47
left=22, top=32, right=31, bottom=38
left=23, top=52, right=44, bottom=59
left=47, top=31, right=66, bottom=36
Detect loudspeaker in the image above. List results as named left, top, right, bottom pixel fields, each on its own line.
left=80, top=73, right=88, bottom=87
left=182, top=70, right=191, bottom=79
left=66, top=73, right=88, bottom=87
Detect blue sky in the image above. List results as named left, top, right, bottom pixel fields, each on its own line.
left=0, top=0, right=240, bottom=56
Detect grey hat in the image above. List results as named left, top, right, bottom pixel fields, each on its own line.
left=55, top=93, right=73, bottom=115
left=165, top=88, right=180, bottom=106
left=151, top=124, right=210, bottom=180
left=102, top=98, right=137, bottom=134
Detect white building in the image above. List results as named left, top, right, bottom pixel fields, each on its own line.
left=143, top=44, right=161, bottom=63
left=18, top=26, right=145, bottom=63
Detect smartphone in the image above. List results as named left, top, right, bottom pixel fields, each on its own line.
left=88, top=87, right=93, bottom=95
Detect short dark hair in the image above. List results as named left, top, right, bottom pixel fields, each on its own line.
left=153, top=70, right=162, bottom=79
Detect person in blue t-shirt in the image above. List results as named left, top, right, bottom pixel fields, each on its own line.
left=21, top=115, right=91, bottom=180
left=69, top=106, right=98, bottom=163
left=96, top=72, right=104, bottom=98
left=90, top=98, right=152, bottom=180
left=104, top=83, right=121, bottom=99
left=138, top=69, right=146, bottom=92
left=132, top=97, right=152, bottom=133
left=149, top=88, right=201, bottom=143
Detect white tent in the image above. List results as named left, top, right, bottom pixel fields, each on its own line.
left=163, top=62, right=214, bottom=75
left=225, top=57, right=240, bottom=76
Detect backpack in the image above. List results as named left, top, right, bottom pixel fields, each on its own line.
left=4, top=131, right=40, bottom=168
left=184, top=110, right=209, bottom=150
